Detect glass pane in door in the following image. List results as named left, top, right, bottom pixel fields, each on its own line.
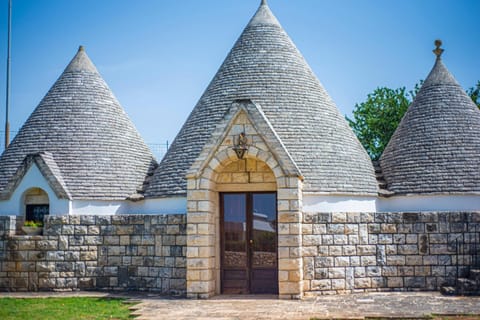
left=251, top=193, right=277, bottom=266
left=251, top=193, right=278, bottom=294
left=222, top=193, right=248, bottom=294
left=223, top=194, right=247, bottom=267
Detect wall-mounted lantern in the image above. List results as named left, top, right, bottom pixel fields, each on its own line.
left=232, top=132, right=249, bottom=159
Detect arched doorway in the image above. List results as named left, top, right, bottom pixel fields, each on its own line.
left=217, top=158, right=278, bottom=294
left=23, top=187, right=49, bottom=224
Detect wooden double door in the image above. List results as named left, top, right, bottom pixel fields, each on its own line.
left=221, top=192, right=278, bottom=294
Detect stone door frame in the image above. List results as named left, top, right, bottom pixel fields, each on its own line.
left=185, top=100, right=304, bottom=299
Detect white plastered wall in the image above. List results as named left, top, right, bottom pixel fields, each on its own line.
left=303, top=193, right=480, bottom=213
left=377, top=194, right=480, bottom=212
left=71, top=197, right=187, bottom=215
left=0, top=164, right=70, bottom=216
left=303, top=194, right=377, bottom=213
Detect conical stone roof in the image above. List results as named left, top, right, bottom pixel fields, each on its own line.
left=0, top=46, right=156, bottom=200
left=146, top=1, right=378, bottom=197
left=380, top=45, right=480, bottom=195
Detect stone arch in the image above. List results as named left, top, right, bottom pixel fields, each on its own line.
left=187, top=145, right=303, bottom=299
left=22, top=187, right=50, bottom=223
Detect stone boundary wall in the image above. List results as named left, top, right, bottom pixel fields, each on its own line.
left=0, top=215, right=186, bottom=295
left=302, top=212, right=480, bottom=296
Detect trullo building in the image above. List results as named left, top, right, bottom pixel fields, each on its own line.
left=0, top=1, right=478, bottom=299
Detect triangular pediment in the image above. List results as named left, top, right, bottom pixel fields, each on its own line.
left=0, top=152, right=71, bottom=200
left=187, top=99, right=302, bottom=179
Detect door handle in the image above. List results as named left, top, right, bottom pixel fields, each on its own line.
left=249, top=239, right=254, bottom=245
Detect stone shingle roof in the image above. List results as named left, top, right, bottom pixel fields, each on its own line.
left=0, top=46, right=156, bottom=200
left=380, top=52, right=480, bottom=195
left=145, top=1, right=378, bottom=197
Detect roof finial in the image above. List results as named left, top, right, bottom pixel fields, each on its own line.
left=261, top=0, right=268, bottom=6
left=433, top=39, right=444, bottom=59
left=78, top=45, right=85, bottom=52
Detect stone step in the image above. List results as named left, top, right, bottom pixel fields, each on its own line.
left=440, top=286, right=456, bottom=296
left=457, top=278, right=480, bottom=296
left=469, top=269, right=480, bottom=282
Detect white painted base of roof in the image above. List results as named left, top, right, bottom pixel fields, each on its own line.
left=304, top=193, right=480, bottom=213
left=303, top=195, right=377, bottom=213
left=70, top=197, right=187, bottom=215
left=376, top=194, right=480, bottom=212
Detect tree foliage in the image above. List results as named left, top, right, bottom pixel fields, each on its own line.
left=467, top=81, right=480, bottom=109
left=346, top=87, right=412, bottom=161
left=348, top=81, right=480, bottom=161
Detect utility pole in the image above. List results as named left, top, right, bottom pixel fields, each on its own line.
left=5, top=0, right=12, bottom=149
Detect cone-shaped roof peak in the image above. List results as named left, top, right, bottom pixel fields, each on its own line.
left=0, top=47, right=156, bottom=200
left=64, top=45, right=99, bottom=74
left=380, top=42, right=480, bottom=195
left=422, top=54, right=459, bottom=88
left=146, top=2, right=377, bottom=197
left=248, top=0, right=280, bottom=26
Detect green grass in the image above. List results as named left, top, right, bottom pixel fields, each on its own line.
left=0, top=297, right=138, bottom=320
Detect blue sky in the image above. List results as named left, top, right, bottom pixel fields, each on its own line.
left=0, top=0, right=479, bottom=154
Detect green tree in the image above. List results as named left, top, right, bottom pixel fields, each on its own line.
left=348, top=81, right=480, bottom=161
left=467, top=81, right=480, bottom=109
left=346, top=87, right=412, bottom=161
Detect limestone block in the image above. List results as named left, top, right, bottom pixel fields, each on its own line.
left=278, top=223, right=290, bottom=235
left=414, top=266, right=431, bottom=276
left=398, top=266, right=415, bottom=276
left=264, top=172, right=276, bottom=183
left=187, top=280, right=214, bottom=294
left=332, top=279, right=346, bottom=290
left=189, top=190, right=211, bottom=201
left=406, top=255, right=423, bottom=266
left=334, top=257, right=350, bottom=267
left=311, top=279, right=331, bottom=291
left=350, top=256, right=360, bottom=266
left=404, top=276, right=425, bottom=288
left=278, top=247, right=289, bottom=259
left=332, top=213, right=347, bottom=223
left=354, top=278, right=371, bottom=289
left=406, top=234, right=418, bottom=244
left=301, top=246, right=318, bottom=257
left=344, top=224, right=358, bottom=235
left=278, top=235, right=300, bottom=247
left=278, top=212, right=301, bottom=223
left=279, top=270, right=289, bottom=281
left=398, top=245, right=419, bottom=255
left=277, top=188, right=299, bottom=200
left=328, top=267, right=346, bottom=278
left=74, top=226, right=88, bottom=235
left=278, top=258, right=301, bottom=271
left=386, top=255, right=406, bottom=266
left=302, top=235, right=321, bottom=246
left=360, top=256, right=376, bottom=266
left=289, top=270, right=301, bottom=282
left=315, top=257, right=334, bottom=268
left=313, top=224, right=326, bottom=234
left=378, top=234, right=393, bottom=244
left=84, top=236, right=102, bottom=245
left=333, top=235, right=348, bottom=245
left=327, top=224, right=345, bottom=234
left=381, top=224, right=397, bottom=233
left=328, top=246, right=342, bottom=256
left=342, top=245, right=356, bottom=256
left=187, top=235, right=214, bottom=247
left=366, top=266, right=381, bottom=277
left=188, top=212, right=214, bottom=224
left=197, top=224, right=214, bottom=235
left=279, top=281, right=302, bottom=294
left=36, top=240, right=58, bottom=250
